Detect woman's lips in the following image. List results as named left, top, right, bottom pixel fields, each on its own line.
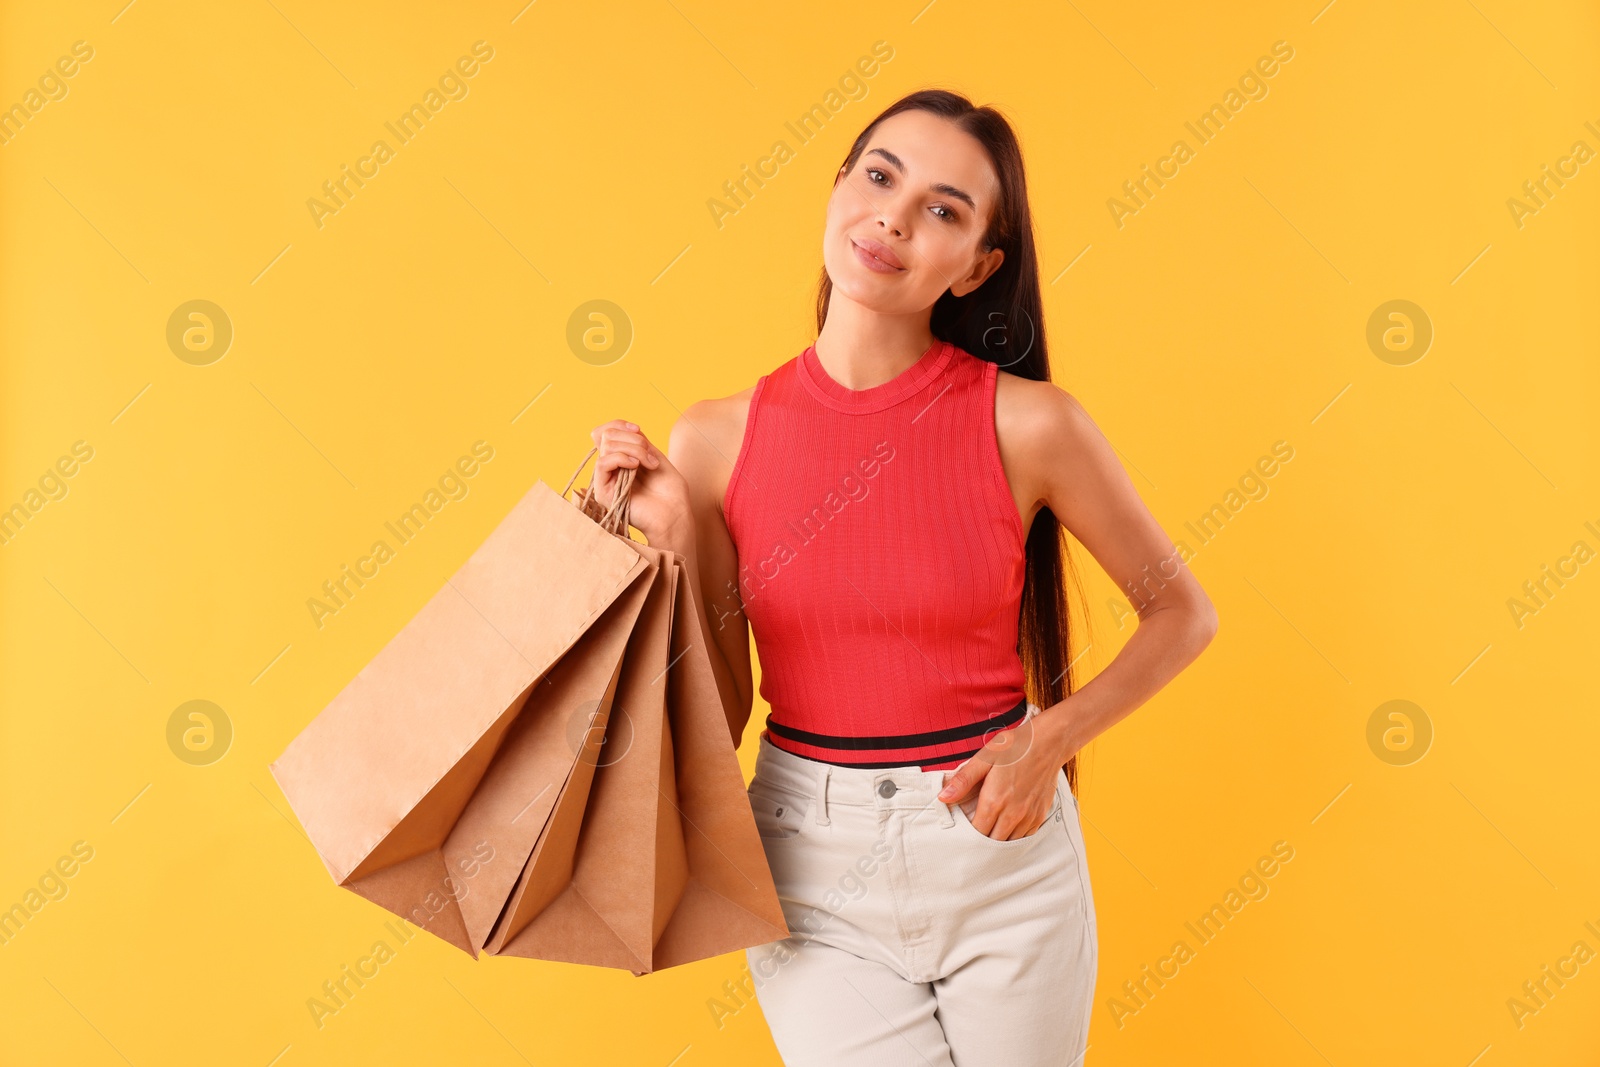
left=851, top=238, right=905, bottom=274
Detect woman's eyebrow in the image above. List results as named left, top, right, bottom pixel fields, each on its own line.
left=865, top=146, right=977, bottom=211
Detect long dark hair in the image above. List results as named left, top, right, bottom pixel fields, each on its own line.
left=815, top=88, right=1092, bottom=795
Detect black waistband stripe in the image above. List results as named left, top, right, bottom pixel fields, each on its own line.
left=763, top=696, right=1028, bottom=752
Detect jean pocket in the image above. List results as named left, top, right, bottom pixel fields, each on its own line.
left=952, top=791, right=1063, bottom=846
left=748, top=778, right=812, bottom=841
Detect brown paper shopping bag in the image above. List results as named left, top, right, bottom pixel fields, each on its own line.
left=271, top=447, right=789, bottom=973
left=485, top=450, right=788, bottom=973
left=486, top=535, right=789, bottom=974
left=649, top=547, right=790, bottom=970
left=268, top=459, right=651, bottom=954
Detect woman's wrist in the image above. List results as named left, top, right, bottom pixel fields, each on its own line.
left=650, top=508, right=698, bottom=555
left=1032, top=698, right=1085, bottom=766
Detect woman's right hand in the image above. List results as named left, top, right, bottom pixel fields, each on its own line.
left=588, top=419, right=692, bottom=548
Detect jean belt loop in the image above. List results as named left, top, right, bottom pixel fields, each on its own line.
left=932, top=759, right=956, bottom=827
left=814, top=765, right=832, bottom=826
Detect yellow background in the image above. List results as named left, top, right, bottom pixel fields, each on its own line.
left=3, top=0, right=1597, bottom=1063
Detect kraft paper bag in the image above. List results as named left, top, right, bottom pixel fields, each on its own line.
left=486, top=540, right=789, bottom=973
left=347, top=549, right=662, bottom=957
left=272, top=447, right=789, bottom=973
left=648, top=550, right=790, bottom=970
left=269, top=473, right=651, bottom=952
left=483, top=535, right=682, bottom=963
left=442, top=550, right=659, bottom=954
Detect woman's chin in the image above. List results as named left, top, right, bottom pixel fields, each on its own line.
left=828, top=267, right=914, bottom=310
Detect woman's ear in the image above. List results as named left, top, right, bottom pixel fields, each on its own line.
left=951, top=246, right=1005, bottom=298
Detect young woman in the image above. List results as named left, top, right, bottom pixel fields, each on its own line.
left=588, top=89, right=1217, bottom=1066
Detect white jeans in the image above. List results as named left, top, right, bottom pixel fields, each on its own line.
left=744, top=725, right=1097, bottom=1067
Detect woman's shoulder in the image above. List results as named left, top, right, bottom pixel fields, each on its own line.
left=682, top=386, right=755, bottom=445
left=668, top=383, right=762, bottom=516
left=992, top=363, right=1101, bottom=469
left=674, top=349, right=799, bottom=459
left=993, top=363, right=1087, bottom=425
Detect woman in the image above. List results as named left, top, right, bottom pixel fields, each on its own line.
left=588, top=89, right=1217, bottom=1066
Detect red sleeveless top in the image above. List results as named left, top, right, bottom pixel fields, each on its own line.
left=723, top=338, right=1030, bottom=771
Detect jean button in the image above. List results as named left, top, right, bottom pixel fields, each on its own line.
left=877, top=780, right=898, bottom=798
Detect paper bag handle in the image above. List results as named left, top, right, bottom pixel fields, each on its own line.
left=561, top=445, right=633, bottom=536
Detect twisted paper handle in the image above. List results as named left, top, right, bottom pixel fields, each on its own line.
left=561, top=444, right=633, bottom=536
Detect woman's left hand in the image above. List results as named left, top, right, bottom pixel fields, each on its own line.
left=936, top=711, right=1075, bottom=840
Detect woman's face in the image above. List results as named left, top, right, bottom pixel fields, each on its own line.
left=823, top=108, right=1005, bottom=317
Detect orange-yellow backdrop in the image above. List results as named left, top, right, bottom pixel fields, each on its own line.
left=2, top=1, right=1597, bottom=1064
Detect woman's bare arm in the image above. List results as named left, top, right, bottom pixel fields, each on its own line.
left=656, top=396, right=756, bottom=747
left=1000, top=373, right=1219, bottom=763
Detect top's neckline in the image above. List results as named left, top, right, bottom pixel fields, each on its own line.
left=796, top=338, right=955, bottom=414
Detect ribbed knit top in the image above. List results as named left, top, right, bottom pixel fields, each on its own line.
left=722, top=338, right=1030, bottom=771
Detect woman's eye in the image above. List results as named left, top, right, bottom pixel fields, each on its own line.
left=862, top=167, right=956, bottom=222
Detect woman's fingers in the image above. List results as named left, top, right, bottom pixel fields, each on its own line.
left=597, top=443, right=651, bottom=471
left=593, top=424, right=661, bottom=468
left=590, top=418, right=640, bottom=442
left=587, top=422, right=662, bottom=509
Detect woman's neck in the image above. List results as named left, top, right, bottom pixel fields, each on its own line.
left=812, top=299, right=937, bottom=391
